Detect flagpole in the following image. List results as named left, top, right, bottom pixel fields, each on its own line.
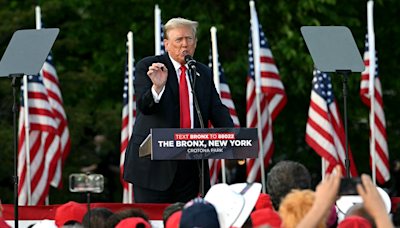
left=211, top=27, right=220, bottom=95
left=210, top=26, right=227, bottom=184
left=250, top=0, right=266, bottom=193
left=155, top=5, right=161, bottom=55
left=20, top=5, right=44, bottom=206
left=23, top=75, right=32, bottom=205
left=367, top=0, right=376, bottom=185
left=36, top=5, right=52, bottom=206
left=127, top=31, right=134, bottom=203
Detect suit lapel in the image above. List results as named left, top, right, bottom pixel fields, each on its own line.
left=162, top=54, right=180, bottom=122
left=162, top=54, right=178, bottom=99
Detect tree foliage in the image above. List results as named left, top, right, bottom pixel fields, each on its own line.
left=1, top=0, right=399, bottom=203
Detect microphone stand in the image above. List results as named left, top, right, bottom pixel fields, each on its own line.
left=187, top=66, right=205, bottom=197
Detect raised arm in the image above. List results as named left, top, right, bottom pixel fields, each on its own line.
left=135, top=58, right=168, bottom=115
left=295, top=165, right=341, bottom=228
left=357, top=174, right=394, bottom=228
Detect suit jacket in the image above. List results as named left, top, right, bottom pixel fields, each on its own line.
left=123, top=53, right=234, bottom=191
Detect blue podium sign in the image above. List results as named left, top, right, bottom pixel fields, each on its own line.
left=150, top=128, right=258, bottom=160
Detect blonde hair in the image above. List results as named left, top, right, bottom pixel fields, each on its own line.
left=278, top=189, right=328, bottom=228
left=164, top=18, right=198, bottom=40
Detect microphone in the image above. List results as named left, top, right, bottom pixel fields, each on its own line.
left=184, top=55, right=196, bottom=70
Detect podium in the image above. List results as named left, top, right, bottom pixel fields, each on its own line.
left=139, top=128, right=258, bottom=160
left=139, top=128, right=258, bottom=197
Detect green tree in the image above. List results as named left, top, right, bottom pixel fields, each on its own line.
left=1, top=0, right=399, bottom=204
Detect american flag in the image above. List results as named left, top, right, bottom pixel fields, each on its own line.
left=246, top=7, right=287, bottom=183
left=305, top=67, right=358, bottom=177
left=31, top=19, right=70, bottom=190
left=155, top=4, right=165, bottom=55
left=41, top=54, right=71, bottom=189
left=208, top=45, right=240, bottom=185
left=120, top=43, right=136, bottom=203
left=18, top=73, right=62, bottom=205
left=159, top=22, right=165, bottom=55
left=360, top=34, right=389, bottom=184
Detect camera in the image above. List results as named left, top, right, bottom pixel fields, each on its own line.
left=69, top=173, right=104, bottom=193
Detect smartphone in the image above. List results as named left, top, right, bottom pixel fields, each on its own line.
left=69, top=173, right=104, bottom=193
left=338, top=177, right=363, bottom=195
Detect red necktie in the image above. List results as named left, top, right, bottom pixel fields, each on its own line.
left=179, top=65, right=191, bottom=128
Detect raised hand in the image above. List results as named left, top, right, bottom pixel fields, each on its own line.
left=295, top=165, right=341, bottom=228
left=314, top=165, right=341, bottom=211
left=357, top=174, right=394, bottom=228
left=147, top=63, right=168, bottom=94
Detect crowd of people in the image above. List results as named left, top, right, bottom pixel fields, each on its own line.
left=1, top=161, right=400, bottom=228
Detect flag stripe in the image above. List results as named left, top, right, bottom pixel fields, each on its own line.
left=120, top=40, right=136, bottom=202
left=306, top=68, right=358, bottom=177
left=18, top=29, right=70, bottom=204
left=18, top=74, right=64, bottom=205
left=208, top=34, right=241, bottom=185
left=246, top=5, right=286, bottom=183
left=360, top=34, right=390, bottom=184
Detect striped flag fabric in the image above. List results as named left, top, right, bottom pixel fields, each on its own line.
left=18, top=73, right=62, bottom=205
left=208, top=46, right=240, bottom=185
left=120, top=43, right=136, bottom=203
left=360, top=34, right=390, bottom=184
left=41, top=54, right=71, bottom=189
left=208, top=159, right=221, bottom=186
left=306, top=67, right=358, bottom=177
left=159, top=22, right=165, bottom=55
left=155, top=4, right=165, bottom=55
left=246, top=7, right=287, bottom=183
left=32, top=17, right=71, bottom=190
left=208, top=56, right=240, bottom=128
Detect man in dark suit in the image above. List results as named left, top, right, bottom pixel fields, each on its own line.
left=123, top=18, right=234, bottom=203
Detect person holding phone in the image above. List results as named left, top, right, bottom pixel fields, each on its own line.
left=294, top=166, right=394, bottom=228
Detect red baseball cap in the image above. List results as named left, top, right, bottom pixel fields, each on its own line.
left=251, top=208, right=282, bottom=228
left=338, top=215, right=372, bottom=228
left=55, top=201, right=87, bottom=227
left=115, top=217, right=151, bottom=228
left=166, top=211, right=182, bottom=228
left=255, top=193, right=273, bottom=210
